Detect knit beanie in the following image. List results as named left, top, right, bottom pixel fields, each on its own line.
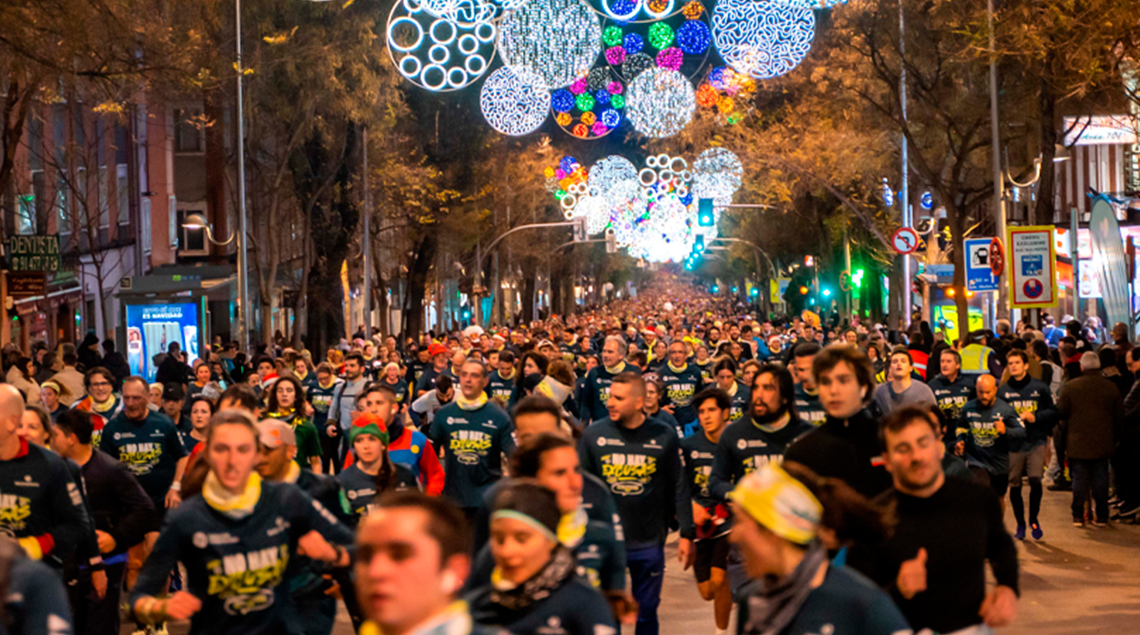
left=349, top=413, right=389, bottom=446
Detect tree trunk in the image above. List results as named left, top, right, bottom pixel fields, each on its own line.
left=404, top=233, right=437, bottom=337
left=945, top=204, right=970, bottom=345
left=1034, top=54, right=1058, bottom=226
left=521, top=272, right=536, bottom=324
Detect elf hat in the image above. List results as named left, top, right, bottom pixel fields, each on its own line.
left=349, top=413, right=389, bottom=446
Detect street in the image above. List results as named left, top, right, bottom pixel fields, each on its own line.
left=141, top=486, right=1138, bottom=635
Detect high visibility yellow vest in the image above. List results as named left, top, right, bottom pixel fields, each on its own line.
left=959, top=344, right=991, bottom=374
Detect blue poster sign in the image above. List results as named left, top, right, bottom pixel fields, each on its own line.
left=965, top=237, right=999, bottom=291
left=125, top=303, right=200, bottom=381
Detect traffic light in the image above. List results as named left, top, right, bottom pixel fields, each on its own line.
left=852, top=268, right=865, bottom=289
left=803, top=255, right=815, bottom=267
left=750, top=287, right=759, bottom=297
left=799, top=285, right=809, bottom=295
left=711, top=284, right=720, bottom=294
left=693, top=234, right=705, bottom=253
left=822, top=287, right=832, bottom=298
left=697, top=198, right=714, bottom=227
left=731, top=286, right=739, bottom=294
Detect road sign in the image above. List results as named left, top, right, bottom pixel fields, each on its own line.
left=989, top=238, right=1005, bottom=276
left=965, top=237, right=999, bottom=291
left=1008, top=226, right=1058, bottom=309
left=891, top=227, right=919, bottom=254
left=6, top=235, right=60, bottom=272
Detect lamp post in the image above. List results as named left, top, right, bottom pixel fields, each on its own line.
left=234, top=0, right=251, bottom=352
left=182, top=213, right=245, bottom=345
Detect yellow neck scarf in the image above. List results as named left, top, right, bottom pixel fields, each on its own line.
left=203, top=472, right=262, bottom=520
left=604, top=361, right=626, bottom=375
left=455, top=391, right=488, bottom=411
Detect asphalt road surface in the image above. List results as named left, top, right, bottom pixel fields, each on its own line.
left=129, top=487, right=1139, bottom=635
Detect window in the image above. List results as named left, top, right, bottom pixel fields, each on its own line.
left=168, top=195, right=178, bottom=248
left=179, top=208, right=207, bottom=255
left=56, top=170, right=70, bottom=234
left=117, top=164, right=129, bottom=225
left=16, top=194, right=36, bottom=235
left=174, top=109, right=203, bottom=153
left=98, top=166, right=109, bottom=228
left=141, top=198, right=152, bottom=255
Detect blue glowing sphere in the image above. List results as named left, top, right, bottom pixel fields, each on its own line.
left=594, top=89, right=611, bottom=105
left=551, top=89, right=575, bottom=113
left=623, top=33, right=645, bottom=55
left=560, top=156, right=580, bottom=173
left=676, top=20, right=711, bottom=55
left=601, top=108, right=621, bottom=127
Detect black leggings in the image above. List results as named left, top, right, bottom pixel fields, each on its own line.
left=1010, top=477, right=1043, bottom=526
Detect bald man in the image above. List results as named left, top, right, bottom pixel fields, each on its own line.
left=0, top=384, right=93, bottom=565
left=956, top=375, right=1026, bottom=509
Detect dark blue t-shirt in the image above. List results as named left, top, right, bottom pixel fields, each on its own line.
left=99, top=409, right=188, bottom=508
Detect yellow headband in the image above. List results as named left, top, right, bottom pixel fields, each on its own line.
left=729, top=464, right=822, bottom=545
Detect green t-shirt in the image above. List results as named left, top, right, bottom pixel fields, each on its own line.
left=268, top=410, right=323, bottom=469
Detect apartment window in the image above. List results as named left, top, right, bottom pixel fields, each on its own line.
left=141, top=198, right=152, bottom=255
left=57, top=170, right=71, bottom=234
left=174, top=109, right=203, bottom=153
left=117, top=164, right=129, bottom=225
left=168, top=195, right=178, bottom=248
left=178, top=208, right=208, bottom=255
left=16, top=193, right=36, bottom=235
left=98, top=166, right=109, bottom=228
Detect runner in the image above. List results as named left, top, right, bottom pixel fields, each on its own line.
left=957, top=374, right=1025, bottom=511
left=678, top=388, right=733, bottom=635
left=658, top=340, right=703, bottom=437
left=998, top=349, right=1058, bottom=540
left=130, top=410, right=355, bottom=635
left=790, top=343, right=827, bottom=426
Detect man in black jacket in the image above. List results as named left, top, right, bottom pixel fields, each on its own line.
left=155, top=342, right=191, bottom=386
left=1058, top=352, right=1123, bottom=526
left=52, top=408, right=155, bottom=635
left=784, top=344, right=892, bottom=498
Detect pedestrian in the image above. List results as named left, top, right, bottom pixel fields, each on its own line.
left=50, top=350, right=87, bottom=405
left=871, top=347, right=936, bottom=416
left=711, top=357, right=751, bottom=425
left=467, top=481, right=618, bottom=635
left=579, top=372, right=689, bottom=635
left=265, top=375, right=323, bottom=473
left=353, top=491, right=493, bottom=635
left=678, top=388, right=735, bottom=635
left=98, top=376, right=189, bottom=589
left=99, top=339, right=131, bottom=384
left=129, top=410, right=354, bottom=635
left=328, top=352, right=370, bottom=468
left=926, top=348, right=976, bottom=449
left=1057, top=352, right=1123, bottom=527
left=337, top=413, right=419, bottom=518
left=728, top=463, right=911, bottom=635
left=848, top=406, right=1019, bottom=633
left=997, top=349, right=1058, bottom=540
left=52, top=408, right=155, bottom=635
left=790, top=343, right=827, bottom=425
left=658, top=340, right=703, bottom=436
left=0, top=384, right=92, bottom=569
left=956, top=374, right=1024, bottom=511
left=785, top=344, right=893, bottom=498
left=428, top=360, right=515, bottom=519
left=579, top=336, right=641, bottom=423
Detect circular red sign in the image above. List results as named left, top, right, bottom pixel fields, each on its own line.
left=989, top=238, right=1005, bottom=277
left=891, top=227, right=919, bottom=255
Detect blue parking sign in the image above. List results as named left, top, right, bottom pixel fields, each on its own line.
left=1021, top=255, right=1043, bottom=277
left=965, top=237, right=998, bottom=291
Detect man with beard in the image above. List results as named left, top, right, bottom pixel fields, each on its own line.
left=710, top=365, right=812, bottom=496
left=848, top=406, right=1019, bottom=634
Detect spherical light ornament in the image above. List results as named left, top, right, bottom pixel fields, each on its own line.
left=712, top=0, right=815, bottom=79
left=648, top=22, right=675, bottom=50
left=480, top=65, right=550, bottom=136
left=603, top=25, right=624, bottom=47
left=387, top=0, right=497, bottom=92
left=692, top=147, right=743, bottom=200
left=551, top=89, right=575, bottom=113
left=656, top=47, right=683, bottom=70
left=419, top=0, right=500, bottom=27
left=499, top=0, right=603, bottom=89
left=621, top=53, right=654, bottom=80
left=583, top=196, right=612, bottom=234
left=626, top=67, right=695, bottom=138
left=675, top=19, right=710, bottom=55
left=590, top=156, right=639, bottom=199
left=623, top=33, right=645, bottom=54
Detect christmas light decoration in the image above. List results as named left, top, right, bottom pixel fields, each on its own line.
left=647, top=22, right=675, bottom=50
left=626, top=67, right=695, bottom=138
left=480, top=65, right=550, bottom=135
left=712, top=0, right=815, bottom=79
left=499, top=0, right=602, bottom=89
left=656, top=47, right=683, bottom=70
left=692, top=147, right=743, bottom=201
left=386, top=0, right=497, bottom=92
left=551, top=66, right=623, bottom=139
left=621, top=53, right=654, bottom=80
left=675, top=19, right=710, bottom=55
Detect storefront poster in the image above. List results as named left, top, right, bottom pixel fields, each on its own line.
left=125, top=303, right=200, bottom=381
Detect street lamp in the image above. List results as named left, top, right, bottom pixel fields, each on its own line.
left=182, top=213, right=247, bottom=349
